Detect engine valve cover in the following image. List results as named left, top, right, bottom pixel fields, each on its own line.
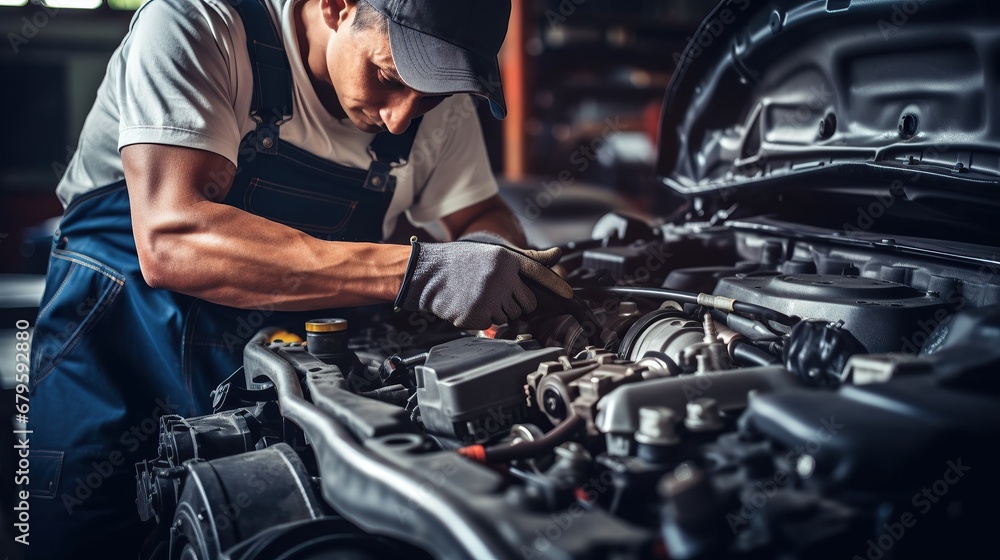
left=714, top=273, right=947, bottom=352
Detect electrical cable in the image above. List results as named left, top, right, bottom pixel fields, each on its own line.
left=574, top=286, right=797, bottom=327
left=457, top=414, right=585, bottom=464
left=731, top=340, right=781, bottom=367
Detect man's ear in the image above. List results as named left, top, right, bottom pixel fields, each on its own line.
left=320, top=0, right=357, bottom=31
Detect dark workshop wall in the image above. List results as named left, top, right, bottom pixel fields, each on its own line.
left=1, top=3, right=134, bottom=274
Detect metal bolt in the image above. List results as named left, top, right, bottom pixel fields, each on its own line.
left=797, top=454, right=817, bottom=479
left=685, top=398, right=724, bottom=432
left=634, top=406, right=680, bottom=446
left=672, top=462, right=695, bottom=484
left=261, top=136, right=274, bottom=149
left=769, top=10, right=783, bottom=32
left=702, top=313, right=719, bottom=344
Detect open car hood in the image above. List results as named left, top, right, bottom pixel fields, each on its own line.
left=654, top=0, right=1000, bottom=207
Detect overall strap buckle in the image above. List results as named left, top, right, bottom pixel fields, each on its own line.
left=363, top=116, right=424, bottom=192
left=363, top=159, right=394, bottom=194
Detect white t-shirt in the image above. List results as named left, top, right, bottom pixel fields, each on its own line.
left=56, top=0, right=498, bottom=240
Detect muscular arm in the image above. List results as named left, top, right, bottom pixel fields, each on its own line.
left=439, top=194, right=527, bottom=246
left=123, top=143, right=411, bottom=310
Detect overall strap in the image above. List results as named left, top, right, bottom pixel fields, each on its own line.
left=228, top=0, right=425, bottom=188
left=370, top=118, right=423, bottom=165
left=227, top=0, right=292, bottom=154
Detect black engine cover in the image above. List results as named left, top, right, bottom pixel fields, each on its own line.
left=714, top=273, right=947, bottom=352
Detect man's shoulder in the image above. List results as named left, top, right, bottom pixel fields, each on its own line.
left=127, top=0, right=295, bottom=62
left=130, top=0, right=244, bottom=33
left=122, top=0, right=252, bottom=81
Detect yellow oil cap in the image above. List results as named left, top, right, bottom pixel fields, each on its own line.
left=267, top=330, right=303, bottom=343
left=305, top=318, right=348, bottom=333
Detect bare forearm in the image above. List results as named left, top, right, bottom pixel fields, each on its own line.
left=122, top=143, right=410, bottom=310
left=138, top=200, right=410, bottom=310
left=441, top=194, right=527, bottom=246
left=459, top=207, right=526, bottom=246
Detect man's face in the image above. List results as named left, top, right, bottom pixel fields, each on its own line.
left=325, top=8, right=449, bottom=134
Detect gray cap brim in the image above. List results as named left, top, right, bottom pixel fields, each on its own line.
left=387, top=19, right=508, bottom=119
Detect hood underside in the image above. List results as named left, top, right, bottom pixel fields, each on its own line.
left=655, top=0, right=1000, bottom=202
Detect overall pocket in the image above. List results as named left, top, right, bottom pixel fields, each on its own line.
left=30, top=248, right=126, bottom=388
left=243, top=177, right=358, bottom=237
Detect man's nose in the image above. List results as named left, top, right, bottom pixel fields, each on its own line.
left=380, top=90, right=423, bottom=135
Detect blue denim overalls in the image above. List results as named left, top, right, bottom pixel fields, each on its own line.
left=25, top=0, right=422, bottom=557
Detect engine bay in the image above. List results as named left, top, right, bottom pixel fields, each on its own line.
left=135, top=216, right=1000, bottom=560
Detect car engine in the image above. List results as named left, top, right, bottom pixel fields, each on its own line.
left=134, top=214, right=1000, bottom=560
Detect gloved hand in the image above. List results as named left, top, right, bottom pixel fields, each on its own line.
left=394, top=237, right=573, bottom=329
left=454, top=232, right=561, bottom=270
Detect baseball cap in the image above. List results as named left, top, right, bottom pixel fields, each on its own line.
left=363, top=0, right=511, bottom=119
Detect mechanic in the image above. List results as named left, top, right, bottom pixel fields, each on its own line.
left=25, top=0, right=572, bottom=558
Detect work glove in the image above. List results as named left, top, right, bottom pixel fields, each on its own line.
left=455, top=230, right=522, bottom=246
left=394, top=235, right=573, bottom=330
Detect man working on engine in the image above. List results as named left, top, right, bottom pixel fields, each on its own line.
left=26, top=0, right=572, bottom=557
